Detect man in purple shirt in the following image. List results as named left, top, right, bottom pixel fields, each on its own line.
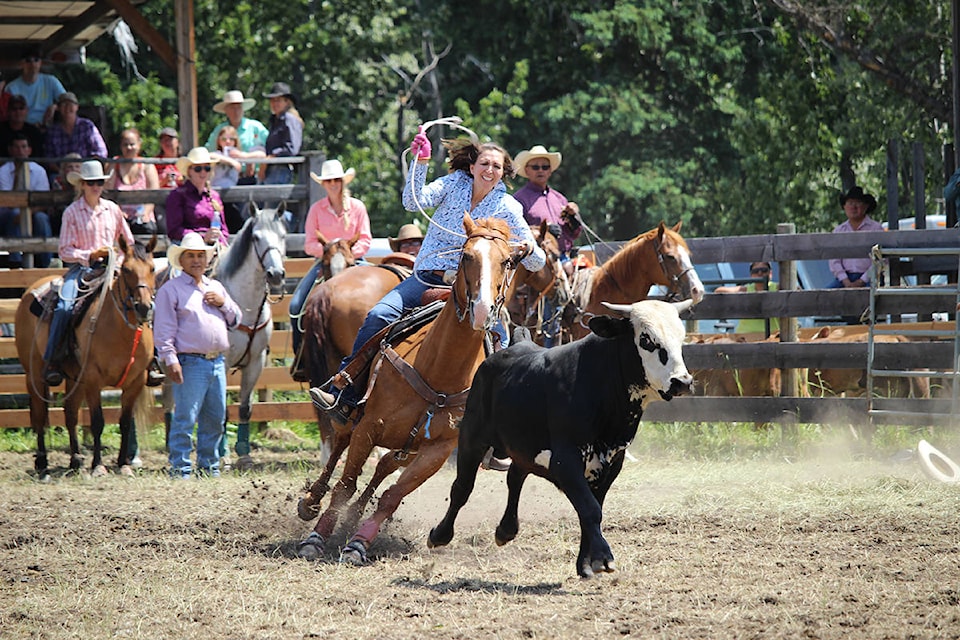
left=512, top=144, right=582, bottom=257
left=154, top=232, right=241, bottom=479
left=827, top=185, right=885, bottom=288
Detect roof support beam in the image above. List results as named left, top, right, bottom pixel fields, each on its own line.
left=40, top=3, right=111, bottom=55
left=103, top=0, right=177, bottom=70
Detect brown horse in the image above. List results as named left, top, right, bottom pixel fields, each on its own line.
left=316, top=231, right=360, bottom=281
left=505, top=221, right=568, bottom=344
left=296, top=214, right=526, bottom=563
left=15, top=237, right=157, bottom=479
left=296, top=221, right=562, bottom=495
left=562, top=221, right=704, bottom=341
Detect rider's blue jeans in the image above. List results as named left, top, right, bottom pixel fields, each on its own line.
left=168, top=354, right=226, bottom=477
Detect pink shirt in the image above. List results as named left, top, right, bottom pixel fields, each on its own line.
left=828, top=215, right=885, bottom=283
left=303, top=196, right=372, bottom=259
left=153, top=272, right=241, bottom=366
left=59, top=197, right=135, bottom=266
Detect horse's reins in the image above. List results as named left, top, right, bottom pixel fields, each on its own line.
left=230, top=234, right=282, bottom=370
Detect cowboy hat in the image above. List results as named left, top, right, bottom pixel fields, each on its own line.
left=158, top=127, right=179, bottom=139
left=310, top=159, right=356, bottom=185
left=514, top=145, right=562, bottom=179
left=213, top=90, right=256, bottom=114
left=57, top=91, right=79, bottom=105
left=388, top=224, right=424, bottom=252
left=839, top=186, right=877, bottom=214
left=167, top=232, right=217, bottom=268
left=175, top=146, right=220, bottom=176
left=66, top=160, right=109, bottom=186
left=263, top=82, right=295, bottom=99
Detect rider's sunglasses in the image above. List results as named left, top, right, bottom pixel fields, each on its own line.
left=192, top=165, right=212, bottom=173
left=527, top=163, right=551, bottom=171
left=750, top=267, right=771, bottom=275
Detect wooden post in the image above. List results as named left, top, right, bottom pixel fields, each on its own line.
left=886, top=139, right=900, bottom=229
left=777, top=223, right=798, bottom=397
left=174, top=0, right=198, bottom=149
left=945, top=144, right=957, bottom=228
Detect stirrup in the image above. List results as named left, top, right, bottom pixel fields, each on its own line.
left=309, top=385, right=341, bottom=410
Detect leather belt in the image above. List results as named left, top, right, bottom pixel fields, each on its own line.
left=180, top=351, right=223, bottom=360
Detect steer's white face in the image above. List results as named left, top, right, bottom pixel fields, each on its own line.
left=606, top=299, right=693, bottom=403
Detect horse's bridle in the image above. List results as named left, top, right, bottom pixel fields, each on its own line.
left=111, top=266, right=154, bottom=330
left=652, top=234, right=695, bottom=302
left=451, top=232, right=520, bottom=325
left=252, top=233, right=286, bottom=302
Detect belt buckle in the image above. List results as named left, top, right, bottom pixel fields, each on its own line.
left=205, top=351, right=219, bottom=360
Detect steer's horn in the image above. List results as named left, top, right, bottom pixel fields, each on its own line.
left=601, top=301, right=632, bottom=316
left=672, top=299, right=694, bottom=314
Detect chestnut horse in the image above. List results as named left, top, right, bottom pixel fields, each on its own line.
left=296, top=222, right=562, bottom=485
left=562, top=222, right=704, bottom=341
left=296, top=215, right=526, bottom=563
left=505, top=222, right=569, bottom=345
left=15, top=237, right=157, bottom=479
left=316, top=232, right=360, bottom=281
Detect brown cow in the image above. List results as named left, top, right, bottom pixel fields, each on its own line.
left=691, top=333, right=781, bottom=397
left=805, top=327, right=930, bottom=399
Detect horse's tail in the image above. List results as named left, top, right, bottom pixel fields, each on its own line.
left=303, top=292, right=336, bottom=387
left=134, top=387, right=157, bottom=438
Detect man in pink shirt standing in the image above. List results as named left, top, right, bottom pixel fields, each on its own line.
left=827, top=185, right=885, bottom=289
left=154, top=232, right=241, bottom=479
left=44, top=160, right=134, bottom=386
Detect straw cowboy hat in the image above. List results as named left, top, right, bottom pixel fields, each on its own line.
left=514, top=145, right=562, bottom=179
left=67, top=160, right=109, bottom=186
left=213, top=90, right=256, bottom=114
left=167, top=232, right=217, bottom=268
left=388, top=224, right=424, bottom=252
left=839, top=185, right=877, bottom=214
left=175, top=146, right=220, bottom=177
left=310, top=159, right=356, bottom=185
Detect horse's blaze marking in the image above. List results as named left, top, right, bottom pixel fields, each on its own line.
left=472, top=238, right=495, bottom=327
left=534, top=450, right=552, bottom=469
left=329, top=253, right=348, bottom=276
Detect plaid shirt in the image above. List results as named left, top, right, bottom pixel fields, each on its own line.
left=59, top=196, right=134, bottom=266
left=44, top=117, right=108, bottom=159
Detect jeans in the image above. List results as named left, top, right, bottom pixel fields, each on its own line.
left=290, top=260, right=323, bottom=359
left=44, top=264, right=83, bottom=363
left=826, top=271, right=864, bottom=289
left=0, top=208, right=52, bottom=267
left=344, top=270, right=447, bottom=367
left=168, top=354, right=226, bottom=476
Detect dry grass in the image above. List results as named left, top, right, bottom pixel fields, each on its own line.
left=2, top=442, right=960, bottom=639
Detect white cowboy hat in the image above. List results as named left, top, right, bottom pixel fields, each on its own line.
left=514, top=145, right=562, bottom=179
left=213, top=90, right=256, bottom=114
left=388, top=223, right=424, bottom=252
left=175, top=146, right=220, bottom=177
left=167, top=232, right=217, bottom=268
left=66, top=160, right=109, bottom=186
left=310, top=159, right=356, bottom=185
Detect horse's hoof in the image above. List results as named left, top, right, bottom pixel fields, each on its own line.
left=297, top=494, right=321, bottom=521
left=340, top=539, right=367, bottom=565
left=297, top=532, right=325, bottom=560
left=119, top=465, right=135, bottom=477
left=91, top=464, right=109, bottom=478
left=236, top=454, right=254, bottom=471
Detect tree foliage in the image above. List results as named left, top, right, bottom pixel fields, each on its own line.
left=75, top=0, right=956, bottom=239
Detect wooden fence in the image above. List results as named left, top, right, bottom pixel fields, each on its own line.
left=0, top=226, right=957, bottom=429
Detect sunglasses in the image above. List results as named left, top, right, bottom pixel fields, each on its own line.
left=750, top=267, right=770, bottom=275
left=23, top=56, right=41, bottom=62
left=192, top=165, right=212, bottom=173
left=527, top=163, right=551, bottom=171
left=84, top=179, right=105, bottom=187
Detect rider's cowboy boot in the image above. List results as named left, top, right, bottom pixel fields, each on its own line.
left=309, top=384, right=356, bottom=426
left=146, top=358, right=165, bottom=387
left=43, top=362, right=63, bottom=387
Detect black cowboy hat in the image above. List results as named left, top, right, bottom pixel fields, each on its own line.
left=839, top=186, right=877, bottom=214
left=263, top=82, right=295, bottom=100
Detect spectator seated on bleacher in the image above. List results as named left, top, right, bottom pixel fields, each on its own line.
left=43, top=92, right=108, bottom=179
left=3, top=45, right=65, bottom=128
left=0, top=94, right=44, bottom=158
left=0, top=132, right=53, bottom=267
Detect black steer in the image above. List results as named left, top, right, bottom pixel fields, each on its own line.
left=429, top=299, right=694, bottom=578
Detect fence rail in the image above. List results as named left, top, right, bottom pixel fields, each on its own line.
left=0, top=227, right=956, bottom=429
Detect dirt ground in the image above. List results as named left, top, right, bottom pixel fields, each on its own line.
left=2, top=443, right=960, bottom=639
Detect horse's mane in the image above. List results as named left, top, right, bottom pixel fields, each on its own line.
left=217, top=209, right=286, bottom=277
left=129, top=240, right=152, bottom=263
left=598, top=223, right=688, bottom=289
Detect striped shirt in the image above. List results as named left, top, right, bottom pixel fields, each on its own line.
left=59, top=196, right=134, bottom=266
